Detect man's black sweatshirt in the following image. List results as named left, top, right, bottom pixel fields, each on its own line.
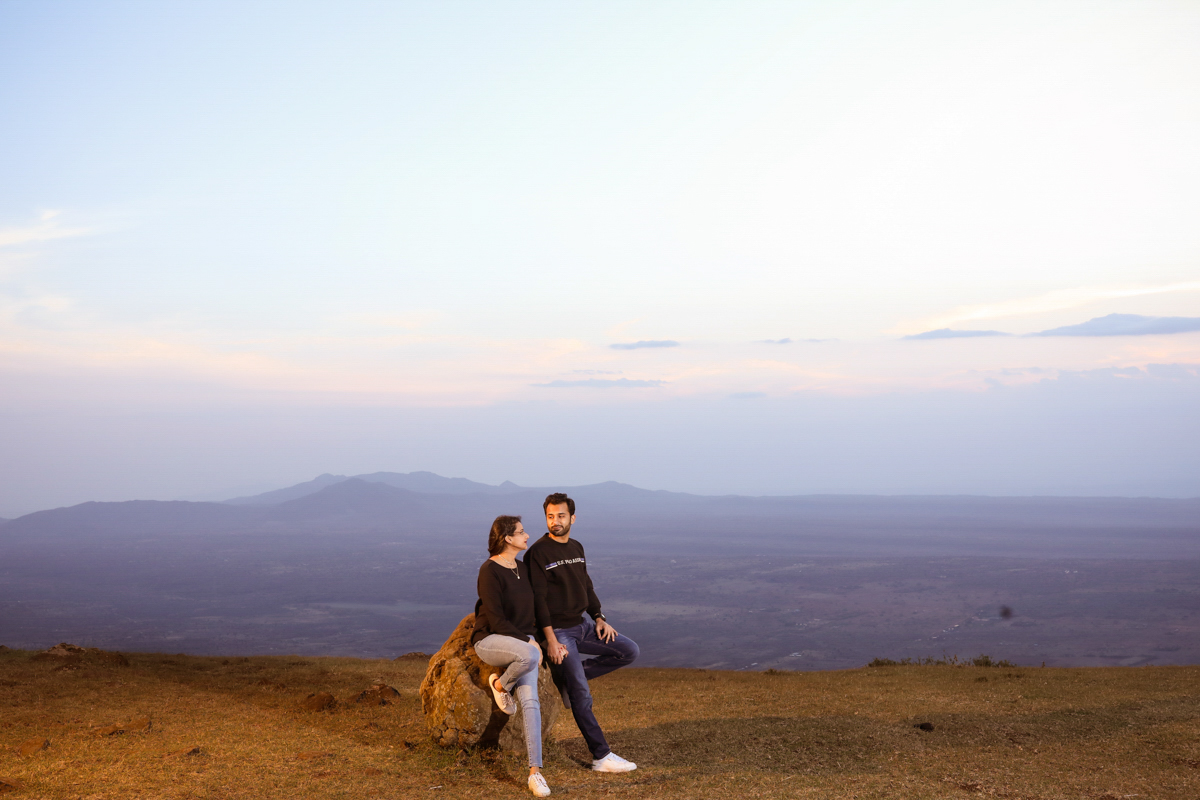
left=524, top=533, right=602, bottom=630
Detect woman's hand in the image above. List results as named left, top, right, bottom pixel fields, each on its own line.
left=547, top=640, right=569, bottom=664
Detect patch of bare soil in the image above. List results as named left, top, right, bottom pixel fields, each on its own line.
left=0, top=646, right=1196, bottom=799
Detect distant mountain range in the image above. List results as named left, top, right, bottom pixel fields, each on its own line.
left=3, top=471, right=1198, bottom=559
left=222, top=471, right=529, bottom=505
left=905, top=313, right=1200, bottom=340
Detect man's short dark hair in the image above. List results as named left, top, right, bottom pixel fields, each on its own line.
left=543, top=493, right=575, bottom=516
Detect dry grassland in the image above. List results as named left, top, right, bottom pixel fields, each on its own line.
left=0, top=647, right=1197, bottom=799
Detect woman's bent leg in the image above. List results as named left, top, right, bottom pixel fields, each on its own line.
left=473, top=635, right=539, bottom=693
left=512, top=653, right=543, bottom=768
left=474, top=637, right=543, bottom=769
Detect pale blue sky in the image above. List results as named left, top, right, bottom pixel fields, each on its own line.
left=2, top=1, right=1199, bottom=514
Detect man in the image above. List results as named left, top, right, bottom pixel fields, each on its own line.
left=525, top=492, right=639, bottom=773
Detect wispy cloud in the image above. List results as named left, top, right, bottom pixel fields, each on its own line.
left=904, top=328, right=1009, bottom=340
left=534, top=378, right=664, bottom=388
left=906, top=281, right=1200, bottom=333
left=1033, top=314, right=1200, bottom=337
left=610, top=340, right=679, bottom=350
left=0, top=210, right=92, bottom=249
left=755, top=338, right=833, bottom=344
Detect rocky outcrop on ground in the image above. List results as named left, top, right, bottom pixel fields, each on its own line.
left=32, top=643, right=129, bottom=668
left=299, top=692, right=336, bottom=712
left=354, top=683, right=401, bottom=705
left=420, top=614, right=560, bottom=751
left=17, top=738, right=48, bottom=757
left=96, top=717, right=151, bottom=736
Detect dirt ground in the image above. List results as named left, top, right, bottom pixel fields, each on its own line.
left=0, top=647, right=1196, bottom=799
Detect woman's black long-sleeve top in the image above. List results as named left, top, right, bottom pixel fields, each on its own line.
left=470, top=559, right=538, bottom=646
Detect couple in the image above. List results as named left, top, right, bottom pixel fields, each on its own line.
left=470, top=493, right=639, bottom=797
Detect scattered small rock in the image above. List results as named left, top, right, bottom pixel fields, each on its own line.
left=40, top=643, right=86, bottom=658
left=0, top=775, right=24, bottom=793
left=0, top=645, right=9, bottom=653
left=395, top=652, right=430, bottom=662
left=915, top=722, right=935, bottom=731
left=166, top=746, right=201, bottom=758
left=17, top=738, right=48, bottom=757
left=300, top=692, right=337, bottom=712
left=256, top=679, right=288, bottom=691
left=354, top=683, right=401, bottom=706
left=96, top=716, right=152, bottom=736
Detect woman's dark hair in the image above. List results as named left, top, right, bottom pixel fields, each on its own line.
left=487, top=515, right=522, bottom=556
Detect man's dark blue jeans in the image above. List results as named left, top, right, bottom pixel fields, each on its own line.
left=552, top=617, right=639, bottom=760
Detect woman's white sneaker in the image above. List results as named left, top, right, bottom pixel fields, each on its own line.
left=488, top=674, right=517, bottom=715
left=528, top=772, right=551, bottom=797
left=592, top=753, right=637, bottom=772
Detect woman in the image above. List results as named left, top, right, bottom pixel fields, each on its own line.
left=471, top=515, right=551, bottom=798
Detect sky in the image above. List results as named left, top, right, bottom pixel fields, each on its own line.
left=2, top=1, right=1200, bottom=516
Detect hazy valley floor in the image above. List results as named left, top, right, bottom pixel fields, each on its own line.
left=0, top=648, right=1197, bottom=799
left=4, top=487, right=1197, bottom=672
left=2, top=547, right=1196, bottom=671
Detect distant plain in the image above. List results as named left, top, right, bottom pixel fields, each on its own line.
left=1, top=473, right=1197, bottom=670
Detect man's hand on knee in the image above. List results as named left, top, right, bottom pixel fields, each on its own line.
left=596, top=619, right=618, bottom=643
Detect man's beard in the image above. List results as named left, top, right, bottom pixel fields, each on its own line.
left=549, top=522, right=572, bottom=537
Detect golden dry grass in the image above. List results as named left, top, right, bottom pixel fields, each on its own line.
left=0, top=647, right=1197, bottom=799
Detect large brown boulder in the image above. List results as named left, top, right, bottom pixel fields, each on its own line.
left=420, top=614, right=561, bottom=751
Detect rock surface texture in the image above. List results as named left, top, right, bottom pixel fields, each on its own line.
left=420, top=614, right=560, bottom=751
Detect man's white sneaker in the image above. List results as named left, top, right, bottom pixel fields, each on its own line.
left=528, top=772, right=551, bottom=797
left=489, top=674, right=517, bottom=715
left=592, top=752, right=637, bottom=773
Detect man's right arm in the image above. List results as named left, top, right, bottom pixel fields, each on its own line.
left=525, top=545, right=569, bottom=664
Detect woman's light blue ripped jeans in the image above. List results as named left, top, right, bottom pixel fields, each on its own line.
left=472, top=634, right=543, bottom=768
